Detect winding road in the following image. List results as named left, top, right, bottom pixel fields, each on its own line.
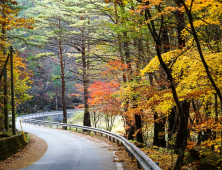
left=16, top=118, right=120, bottom=170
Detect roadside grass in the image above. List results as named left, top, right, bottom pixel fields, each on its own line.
left=68, top=110, right=84, bottom=125
left=25, top=133, right=30, bottom=143
left=68, top=111, right=125, bottom=135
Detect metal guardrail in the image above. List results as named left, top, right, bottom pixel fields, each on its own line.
left=20, top=110, right=77, bottom=118
left=21, top=117, right=161, bottom=170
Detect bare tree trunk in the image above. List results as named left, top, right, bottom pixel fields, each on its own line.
left=152, top=27, right=170, bottom=147
left=58, top=18, right=67, bottom=130
left=122, top=30, right=137, bottom=141
left=174, top=0, right=189, bottom=153
left=82, top=28, right=91, bottom=127
left=168, top=106, right=178, bottom=147
left=4, top=68, right=8, bottom=131
left=142, top=2, right=188, bottom=169
left=175, top=0, right=185, bottom=49
left=2, top=5, right=8, bottom=130
left=59, top=40, right=67, bottom=130
left=153, top=112, right=159, bottom=146
left=175, top=101, right=190, bottom=152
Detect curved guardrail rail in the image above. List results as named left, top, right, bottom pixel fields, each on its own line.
left=21, top=117, right=161, bottom=170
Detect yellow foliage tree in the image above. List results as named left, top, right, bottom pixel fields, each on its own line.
left=0, top=0, right=34, bottom=131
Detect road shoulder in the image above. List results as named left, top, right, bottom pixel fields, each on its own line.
left=0, top=133, right=48, bottom=170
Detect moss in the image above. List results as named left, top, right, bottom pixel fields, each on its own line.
left=0, top=134, right=28, bottom=161
left=184, top=147, right=222, bottom=170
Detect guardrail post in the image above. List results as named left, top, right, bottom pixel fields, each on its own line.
left=94, top=131, right=96, bottom=135
left=88, top=130, right=90, bottom=135
left=117, top=140, right=119, bottom=145
left=130, top=152, right=135, bottom=160
left=137, top=160, right=142, bottom=169
left=109, top=136, right=111, bottom=141
left=69, top=127, right=71, bottom=130
left=113, top=138, right=115, bottom=143
left=57, top=125, right=58, bottom=129
left=76, top=128, right=77, bottom=132
left=106, top=135, right=108, bottom=138
left=155, top=162, right=159, bottom=167
left=82, top=129, right=84, bottom=134
left=100, top=133, right=102, bottom=137
left=125, top=147, right=131, bottom=158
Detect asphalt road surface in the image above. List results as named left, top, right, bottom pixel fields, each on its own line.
left=16, top=119, right=118, bottom=170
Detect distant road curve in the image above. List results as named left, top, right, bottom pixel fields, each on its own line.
left=17, top=119, right=119, bottom=170
left=22, top=109, right=81, bottom=119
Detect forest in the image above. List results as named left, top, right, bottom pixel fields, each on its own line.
left=0, top=0, right=222, bottom=169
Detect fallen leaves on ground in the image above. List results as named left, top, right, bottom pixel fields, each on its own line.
left=140, top=147, right=177, bottom=170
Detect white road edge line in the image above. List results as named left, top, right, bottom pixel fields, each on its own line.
left=104, top=144, right=124, bottom=170
left=113, top=151, right=124, bottom=170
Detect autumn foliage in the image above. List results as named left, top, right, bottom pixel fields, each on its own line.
left=0, top=0, right=34, bottom=131
left=1, top=0, right=222, bottom=169
left=86, top=0, right=222, bottom=169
